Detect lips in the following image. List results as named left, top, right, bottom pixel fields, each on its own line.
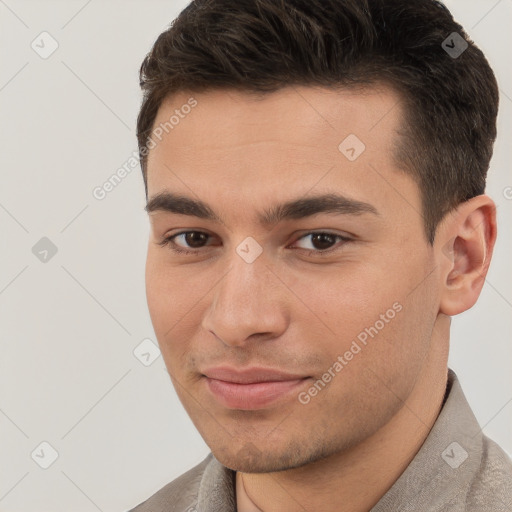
left=202, top=366, right=310, bottom=410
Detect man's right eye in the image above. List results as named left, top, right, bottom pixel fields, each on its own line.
left=158, top=231, right=214, bottom=255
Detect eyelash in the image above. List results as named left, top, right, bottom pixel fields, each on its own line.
left=157, top=231, right=352, bottom=257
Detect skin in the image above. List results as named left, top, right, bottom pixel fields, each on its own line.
left=144, top=86, right=496, bottom=512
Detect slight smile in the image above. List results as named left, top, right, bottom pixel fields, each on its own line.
left=202, top=366, right=311, bottom=410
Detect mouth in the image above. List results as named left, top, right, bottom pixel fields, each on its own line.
left=201, top=366, right=310, bottom=410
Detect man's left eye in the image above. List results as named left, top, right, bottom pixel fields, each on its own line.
left=291, top=232, right=352, bottom=253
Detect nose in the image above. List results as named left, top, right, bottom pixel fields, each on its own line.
left=201, top=254, right=289, bottom=347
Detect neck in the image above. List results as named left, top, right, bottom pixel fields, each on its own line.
left=236, top=315, right=450, bottom=512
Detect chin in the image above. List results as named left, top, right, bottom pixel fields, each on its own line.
left=211, top=436, right=336, bottom=474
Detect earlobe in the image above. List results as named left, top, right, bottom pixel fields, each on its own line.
left=438, top=195, right=497, bottom=316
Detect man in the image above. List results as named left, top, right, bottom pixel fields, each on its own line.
left=129, top=0, right=512, bottom=510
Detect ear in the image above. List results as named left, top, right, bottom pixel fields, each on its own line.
left=437, top=195, right=497, bottom=316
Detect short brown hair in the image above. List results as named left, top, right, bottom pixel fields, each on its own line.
left=136, top=0, right=499, bottom=243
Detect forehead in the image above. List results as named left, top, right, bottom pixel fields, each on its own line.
left=145, top=85, right=417, bottom=228
left=148, top=85, right=403, bottom=158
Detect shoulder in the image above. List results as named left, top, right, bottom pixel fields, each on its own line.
left=127, top=454, right=213, bottom=512
left=463, top=435, right=512, bottom=511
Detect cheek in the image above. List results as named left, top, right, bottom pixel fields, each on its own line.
left=145, top=277, right=190, bottom=374
left=145, top=254, right=168, bottom=332
left=145, top=252, right=192, bottom=342
left=285, top=262, right=399, bottom=339
left=287, top=255, right=434, bottom=373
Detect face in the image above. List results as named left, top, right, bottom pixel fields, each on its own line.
left=144, top=86, right=441, bottom=472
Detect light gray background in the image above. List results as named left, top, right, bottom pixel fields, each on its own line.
left=0, top=0, right=510, bottom=510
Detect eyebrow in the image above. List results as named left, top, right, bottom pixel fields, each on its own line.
left=145, top=191, right=379, bottom=226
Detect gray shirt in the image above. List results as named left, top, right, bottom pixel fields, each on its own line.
left=129, top=369, right=512, bottom=511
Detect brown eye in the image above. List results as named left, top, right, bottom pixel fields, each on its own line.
left=182, top=231, right=209, bottom=248
left=292, top=232, right=351, bottom=254
left=310, top=233, right=337, bottom=250
left=158, top=231, right=214, bottom=255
